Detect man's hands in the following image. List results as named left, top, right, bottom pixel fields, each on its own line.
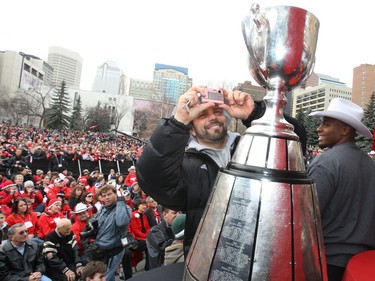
left=28, top=271, right=42, bottom=281
left=219, top=89, right=255, bottom=120
left=174, top=86, right=255, bottom=125
left=174, top=86, right=214, bottom=125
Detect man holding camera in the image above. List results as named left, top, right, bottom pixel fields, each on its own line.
left=8, top=148, right=28, bottom=177
left=88, top=184, right=132, bottom=281
left=137, top=86, right=254, bottom=256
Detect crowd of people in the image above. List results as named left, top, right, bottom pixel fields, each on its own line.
left=0, top=162, right=186, bottom=281
left=0, top=86, right=375, bottom=281
left=0, top=123, right=145, bottom=176
left=0, top=117, right=187, bottom=281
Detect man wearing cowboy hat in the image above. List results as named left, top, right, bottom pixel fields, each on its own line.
left=308, top=98, right=375, bottom=281
left=125, top=165, right=137, bottom=187
left=71, top=203, right=92, bottom=263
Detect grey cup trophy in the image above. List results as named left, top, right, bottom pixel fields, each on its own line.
left=184, top=3, right=328, bottom=281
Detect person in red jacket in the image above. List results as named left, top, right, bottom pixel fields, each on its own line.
left=56, top=191, right=71, bottom=219
left=129, top=198, right=150, bottom=271
left=47, top=177, right=69, bottom=201
left=5, top=198, right=38, bottom=240
left=125, top=166, right=137, bottom=187
left=37, top=198, right=64, bottom=239
left=23, top=180, right=44, bottom=213
left=0, top=180, right=19, bottom=208
left=124, top=190, right=133, bottom=211
left=71, top=202, right=92, bottom=263
left=0, top=204, right=11, bottom=217
left=33, top=169, right=44, bottom=185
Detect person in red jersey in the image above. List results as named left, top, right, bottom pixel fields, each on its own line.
left=5, top=198, right=38, bottom=240
left=37, top=198, right=64, bottom=239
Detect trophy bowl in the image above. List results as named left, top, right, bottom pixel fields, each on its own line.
left=242, top=3, right=320, bottom=92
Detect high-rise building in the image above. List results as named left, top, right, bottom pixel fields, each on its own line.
left=289, top=73, right=347, bottom=116
left=352, top=64, right=375, bottom=108
left=316, top=73, right=345, bottom=86
left=292, top=83, right=352, bottom=117
left=92, top=61, right=127, bottom=95
left=129, top=78, right=154, bottom=100
left=152, top=63, right=191, bottom=104
left=0, top=50, right=50, bottom=93
left=47, top=46, right=82, bottom=88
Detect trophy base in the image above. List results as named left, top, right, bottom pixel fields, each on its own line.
left=184, top=169, right=327, bottom=281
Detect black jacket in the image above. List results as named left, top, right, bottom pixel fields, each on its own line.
left=8, top=155, right=28, bottom=174
left=144, top=205, right=164, bottom=228
left=0, top=240, right=45, bottom=281
left=137, top=117, right=233, bottom=255
left=137, top=106, right=306, bottom=255
left=48, top=153, right=69, bottom=172
left=146, top=220, right=174, bottom=269
left=43, top=230, right=82, bottom=281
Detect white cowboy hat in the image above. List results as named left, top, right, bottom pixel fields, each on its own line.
left=71, top=202, right=92, bottom=214
left=309, top=98, right=372, bottom=138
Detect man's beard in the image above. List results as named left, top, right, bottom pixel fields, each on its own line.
left=194, top=121, right=227, bottom=143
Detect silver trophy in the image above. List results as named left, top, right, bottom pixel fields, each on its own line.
left=184, top=3, right=327, bottom=281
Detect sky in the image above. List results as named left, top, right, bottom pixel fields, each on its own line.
left=1, top=0, right=374, bottom=91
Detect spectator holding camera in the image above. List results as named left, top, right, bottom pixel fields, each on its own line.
left=137, top=86, right=255, bottom=256
left=8, top=148, right=28, bottom=177
left=89, top=184, right=132, bottom=281
left=0, top=180, right=19, bottom=208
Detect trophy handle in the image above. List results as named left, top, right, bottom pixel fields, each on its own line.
left=242, top=3, right=266, bottom=52
left=242, top=3, right=270, bottom=89
left=251, top=3, right=263, bottom=34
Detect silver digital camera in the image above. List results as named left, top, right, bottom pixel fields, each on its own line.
left=199, top=88, right=225, bottom=104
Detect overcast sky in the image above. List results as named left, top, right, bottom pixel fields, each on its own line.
left=1, top=0, right=374, bottom=90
